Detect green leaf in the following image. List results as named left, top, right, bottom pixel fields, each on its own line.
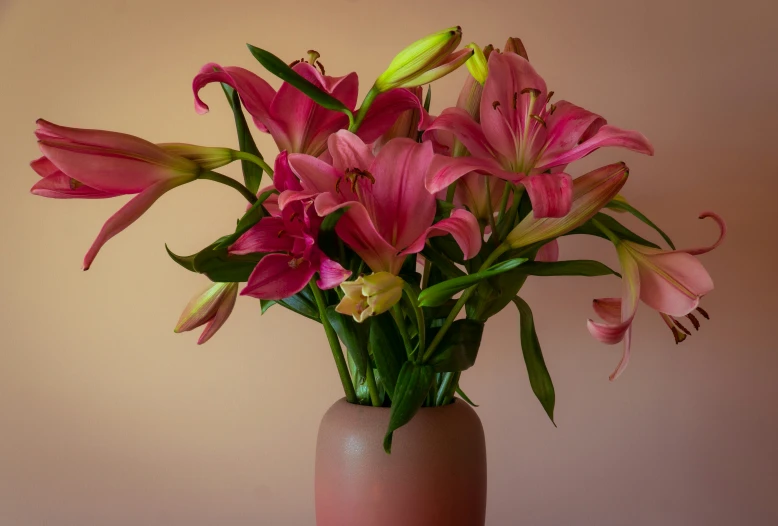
left=456, top=386, right=478, bottom=407
left=418, top=258, right=527, bottom=307
left=514, top=260, right=620, bottom=278
left=277, top=287, right=320, bottom=322
left=426, top=319, right=484, bottom=372
left=221, top=82, right=264, bottom=193
left=247, top=44, right=354, bottom=122
left=383, top=362, right=434, bottom=453
left=166, top=243, right=197, bottom=272
left=369, top=312, right=406, bottom=399
left=165, top=242, right=261, bottom=282
left=326, top=307, right=369, bottom=377
left=606, top=200, right=676, bottom=249
left=213, top=188, right=276, bottom=250
left=420, top=247, right=466, bottom=281
left=435, top=199, right=456, bottom=218
left=512, top=296, right=555, bottom=424
left=260, top=299, right=276, bottom=314
left=320, top=206, right=348, bottom=232
left=570, top=213, right=660, bottom=249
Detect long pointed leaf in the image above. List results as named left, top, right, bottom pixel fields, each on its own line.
left=246, top=44, right=354, bottom=122
left=383, top=362, right=434, bottom=454
left=570, top=213, right=661, bottom=249
left=606, top=200, right=675, bottom=249
left=515, top=260, right=620, bottom=278
left=512, top=296, right=555, bottom=424
left=418, top=258, right=527, bottom=307
left=221, top=82, right=264, bottom=193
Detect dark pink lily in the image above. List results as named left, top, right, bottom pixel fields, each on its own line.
left=588, top=212, right=726, bottom=380
left=425, top=50, right=653, bottom=218
left=281, top=131, right=481, bottom=274
left=193, top=59, right=428, bottom=157
left=229, top=153, right=351, bottom=300
left=31, top=119, right=210, bottom=270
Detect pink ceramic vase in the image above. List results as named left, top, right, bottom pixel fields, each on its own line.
left=315, top=398, right=487, bottom=526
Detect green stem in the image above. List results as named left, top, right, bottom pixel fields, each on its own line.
left=592, top=218, right=622, bottom=245
left=364, top=363, right=381, bottom=407
left=391, top=304, right=414, bottom=359
left=421, top=257, right=432, bottom=289
left=403, top=283, right=426, bottom=356
left=496, top=182, right=513, bottom=223
left=199, top=170, right=258, bottom=204
left=309, top=281, right=357, bottom=403
left=421, top=243, right=509, bottom=363
left=485, top=181, right=499, bottom=243
left=436, top=372, right=454, bottom=406
left=497, top=185, right=524, bottom=240
left=349, top=87, right=379, bottom=133
left=441, top=371, right=461, bottom=405
left=233, top=150, right=274, bottom=176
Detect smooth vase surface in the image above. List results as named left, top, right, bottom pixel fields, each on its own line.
left=315, top=398, right=487, bottom=526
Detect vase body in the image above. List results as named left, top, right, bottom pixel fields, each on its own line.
left=315, top=398, right=487, bottom=526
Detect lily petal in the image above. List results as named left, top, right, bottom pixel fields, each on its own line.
left=31, top=173, right=123, bottom=199
left=229, top=217, right=294, bottom=255
left=535, top=239, right=559, bottom=262
left=316, top=255, right=352, bottom=290
left=83, top=177, right=185, bottom=270
left=240, top=253, right=316, bottom=300
left=357, top=88, right=432, bottom=144
left=684, top=212, right=727, bottom=256
left=335, top=202, right=400, bottom=274
left=328, top=130, right=375, bottom=173
left=423, top=107, right=496, bottom=158
left=426, top=153, right=517, bottom=194
left=400, top=208, right=482, bottom=260
left=538, top=123, right=654, bottom=170
left=520, top=172, right=573, bottom=218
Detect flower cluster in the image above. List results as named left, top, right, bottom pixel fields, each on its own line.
left=30, top=27, right=724, bottom=451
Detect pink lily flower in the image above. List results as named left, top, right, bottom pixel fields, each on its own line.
left=174, top=282, right=238, bottom=345
left=588, top=212, right=726, bottom=380
left=228, top=153, right=351, bottom=300
left=193, top=59, right=429, bottom=157
left=281, top=131, right=482, bottom=274
left=424, top=50, right=653, bottom=218
left=31, top=119, right=204, bottom=270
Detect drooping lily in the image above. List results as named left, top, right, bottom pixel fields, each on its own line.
left=281, top=131, right=482, bottom=274
left=588, top=212, right=726, bottom=380
left=228, top=154, right=351, bottom=300
left=193, top=56, right=429, bottom=157
left=425, top=49, right=653, bottom=218
left=174, top=282, right=239, bottom=344
left=336, top=272, right=404, bottom=322
left=504, top=162, right=630, bottom=249
left=31, top=119, right=226, bottom=269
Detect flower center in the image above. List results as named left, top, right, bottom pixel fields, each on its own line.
left=336, top=168, right=376, bottom=195
left=287, top=257, right=306, bottom=269
left=662, top=307, right=711, bottom=344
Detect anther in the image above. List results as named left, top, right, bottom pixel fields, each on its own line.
left=546, top=90, right=555, bottom=103
left=520, top=87, right=541, bottom=97
left=289, top=59, right=302, bottom=68
left=672, top=318, right=692, bottom=336
left=512, top=92, right=518, bottom=110
left=69, top=178, right=83, bottom=190
left=276, top=229, right=286, bottom=238
left=315, top=60, right=326, bottom=74
left=696, top=307, right=710, bottom=320
left=530, top=115, right=547, bottom=127
left=686, top=313, right=700, bottom=331
left=492, top=100, right=501, bottom=110
left=549, top=103, right=557, bottom=115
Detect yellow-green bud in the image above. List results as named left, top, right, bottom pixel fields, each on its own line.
left=335, top=272, right=404, bottom=323
left=158, top=143, right=236, bottom=171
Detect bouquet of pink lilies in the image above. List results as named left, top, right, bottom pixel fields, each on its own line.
left=30, top=28, right=724, bottom=452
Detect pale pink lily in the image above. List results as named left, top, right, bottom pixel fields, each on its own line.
left=228, top=154, right=351, bottom=300
left=193, top=60, right=429, bottom=157
left=174, top=282, right=238, bottom=344
left=281, top=131, right=481, bottom=274
left=588, top=212, right=726, bottom=380
left=425, top=51, right=653, bottom=218
left=31, top=119, right=213, bottom=270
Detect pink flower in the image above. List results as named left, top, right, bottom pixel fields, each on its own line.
left=31, top=119, right=203, bottom=269
left=425, top=50, right=653, bottom=218
left=174, top=282, right=238, bottom=345
left=228, top=154, right=351, bottom=300
left=588, top=212, right=726, bottom=380
left=193, top=61, right=428, bottom=157
left=281, top=131, right=482, bottom=274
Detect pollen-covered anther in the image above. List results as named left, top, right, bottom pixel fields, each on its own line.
left=687, top=313, right=700, bottom=331
left=546, top=90, right=555, bottom=103
left=492, top=100, right=501, bottom=110
left=672, top=318, right=692, bottom=336
left=336, top=168, right=376, bottom=194
left=287, top=257, right=305, bottom=269
left=696, top=306, right=710, bottom=320
left=549, top=103, right=557, bottom=115
left=530, top=114, right=547, bottom=127
left=276, top=229, right=286, bottom=238
left=520, top=87, right=541, bottom=97
left=512, top=92, right=518, bottom=110
left=288, top=59, right=303, bottom=68
left=69, top=178, right=83, bottom=190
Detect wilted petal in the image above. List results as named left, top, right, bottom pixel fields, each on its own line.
left=83, top=177, right=185, bottom=270
left=241, top=253, right=316, bottom=300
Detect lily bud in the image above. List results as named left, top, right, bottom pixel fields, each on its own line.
left=503, top=37, right=529, bottom=60
left=374, top=26, right=468, bottom=91
left=464, top=43, right=488, bottom=85
left=158, top=144, right=236, bottom=171
left=174, top=282, right=238, bottom=344
left=505, top=163, right=629, bottom=249
left=335, top=272, right=404, bottom=323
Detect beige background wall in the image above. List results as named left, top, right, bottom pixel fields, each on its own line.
left=1, top=0, right=776, bottom=524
